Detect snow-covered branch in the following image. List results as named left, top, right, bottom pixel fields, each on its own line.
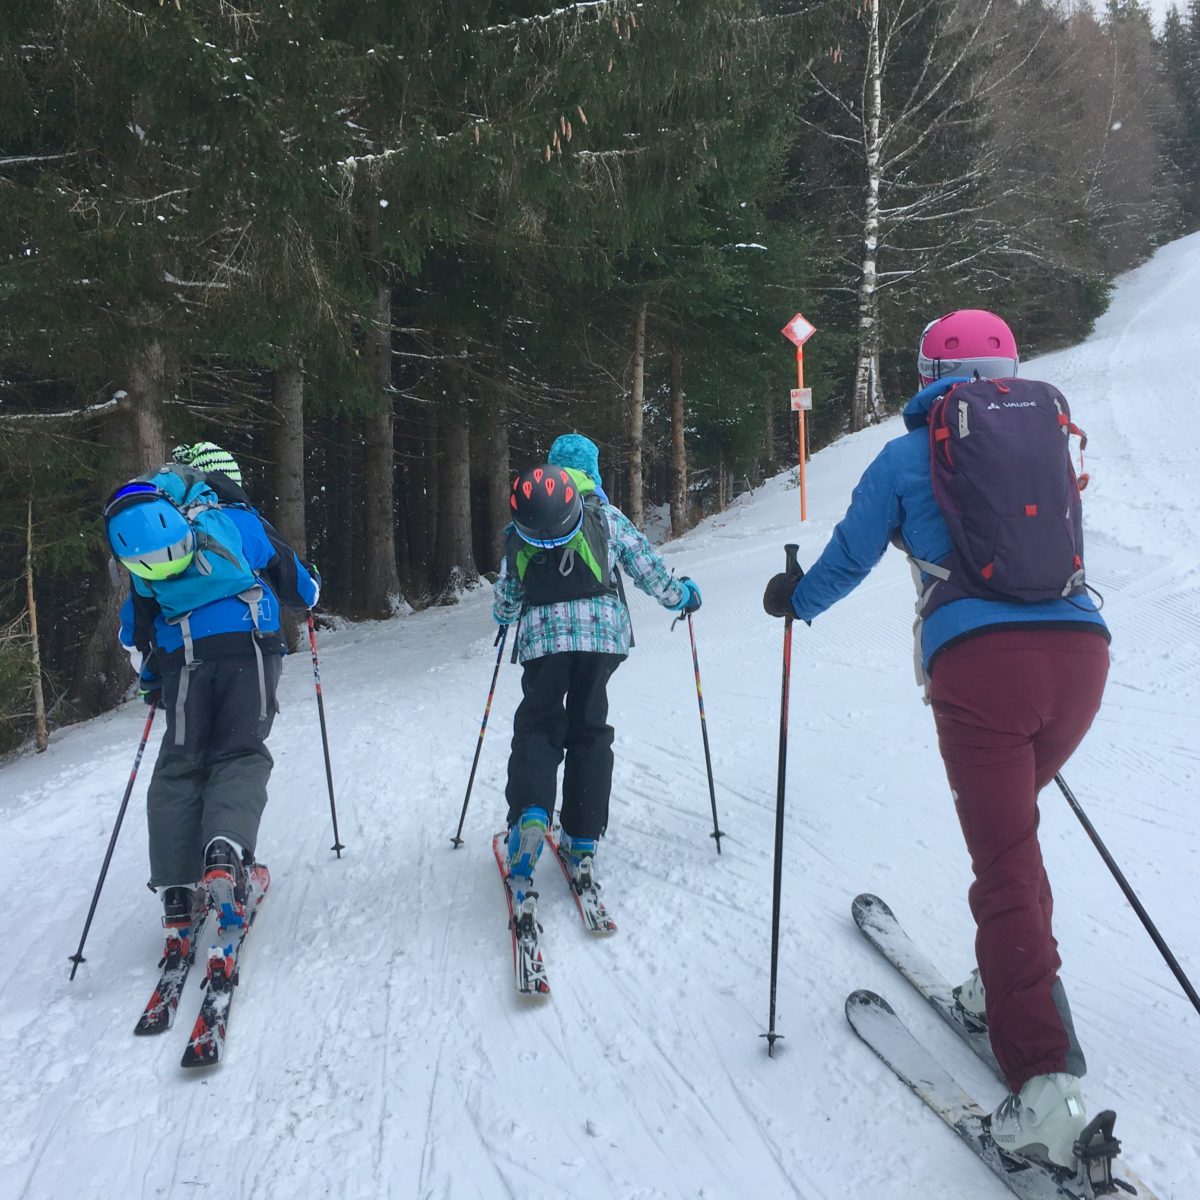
left=0, top=397, right=120, bottom=424
left=473, top=1, right=625, bottom=35
left=0, top=151, right=82, bottom=168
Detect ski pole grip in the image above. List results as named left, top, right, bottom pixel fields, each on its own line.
left=785, top=544, right=800, bottom=575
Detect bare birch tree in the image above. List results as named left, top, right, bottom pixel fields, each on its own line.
left=802, top=0, right=1011, bottom=427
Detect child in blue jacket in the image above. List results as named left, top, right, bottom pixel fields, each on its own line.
left=109, top=448, right=318, bottom=944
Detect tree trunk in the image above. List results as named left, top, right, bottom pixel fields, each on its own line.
left=69, top=340, right=170, bottom=717
left=763, top=391, right=777, bottom=476
left=469, top=401, right=509, bottom=575
left=853, top=0, right=885, bottom=432
left=401, top=413, right=431, bottom=598
left=361, top=276, right=402, bottom=618
left=431, top=359, right=479, bottom=599
left=269, top=359, right=306, bottom=649
left=484, top=405, right=510, bottom=572
left=329, top=409, right=357, bottom=612
left=626, top=298, right=648, bottom=528
left=669, top=341, right=688, bottom=538
left=269, top=359, right=307, bottom=555
left=25, top=500, right=48, bottom=753
left=423, top=406, right=440, bottom=594
left=431, top=415, right=478, bottom=599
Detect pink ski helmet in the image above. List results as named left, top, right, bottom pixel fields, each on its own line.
left=917, top=310, right=1019, bottom=385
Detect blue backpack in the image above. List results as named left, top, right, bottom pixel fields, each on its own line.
left=130, top=466, right=258, bottom=619
left=923, top=377, right=1089, bottom=611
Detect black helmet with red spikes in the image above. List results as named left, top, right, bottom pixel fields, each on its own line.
left=510, top=464, right=584, bottom=548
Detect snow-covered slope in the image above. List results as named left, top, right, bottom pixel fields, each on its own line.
left=3, top=234, right=1199, bottom=1200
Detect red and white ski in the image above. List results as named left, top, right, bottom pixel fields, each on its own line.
left=492, top=832, right=549, bottom=997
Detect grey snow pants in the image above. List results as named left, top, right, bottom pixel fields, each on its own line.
left=147, top=652, right=282, bottom=887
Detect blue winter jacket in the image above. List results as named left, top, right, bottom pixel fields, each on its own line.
left=120, top=503, right=319, bottom=668
left=790, top=378, right=1109, bottom=674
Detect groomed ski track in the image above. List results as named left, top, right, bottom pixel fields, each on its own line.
left=3, top=233, right=1198, bottom=1200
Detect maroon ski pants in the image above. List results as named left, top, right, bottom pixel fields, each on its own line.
left=929, top=629, right=1109, bottom=1093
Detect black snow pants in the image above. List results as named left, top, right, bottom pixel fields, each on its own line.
left=147, top=652, right=282, bottom=886
left=505, top=651, right=623, bottom=840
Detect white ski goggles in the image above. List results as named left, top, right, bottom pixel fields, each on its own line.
left=917, top=353, right=1019, bottom=383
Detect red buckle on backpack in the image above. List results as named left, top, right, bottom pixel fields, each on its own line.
left=981, top=563, right=994, bottom=581
left=1025, top=505, right=1038, bottom=517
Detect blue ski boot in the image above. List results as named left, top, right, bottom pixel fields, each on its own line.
left=558, top=830, right=599, bottom=891
left=506, top=807, right=549, bottom=931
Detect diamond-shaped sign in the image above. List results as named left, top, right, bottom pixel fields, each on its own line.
left=781, top=312, right=816, bottom=347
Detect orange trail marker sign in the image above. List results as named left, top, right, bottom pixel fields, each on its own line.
left=780, top=313, right=816, bottom=521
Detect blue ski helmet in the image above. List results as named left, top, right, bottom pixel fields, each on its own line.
left=104, top=481, right=195, bottom=581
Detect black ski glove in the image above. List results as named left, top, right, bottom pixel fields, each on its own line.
left=762, top=568, right=804, bottom=619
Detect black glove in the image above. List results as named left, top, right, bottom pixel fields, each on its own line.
left=763, top=571, right=802, bottom=619
left=138, top=664, right=163, bottom=705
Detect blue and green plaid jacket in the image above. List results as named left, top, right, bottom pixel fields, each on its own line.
left=493, top=504, right=683, bottom=662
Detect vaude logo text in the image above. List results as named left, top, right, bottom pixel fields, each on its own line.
left=986, top=400, right=1036, bottom=409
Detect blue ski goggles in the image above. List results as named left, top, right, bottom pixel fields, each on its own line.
left=514, top=511, right=585, bottom=550
left=103, top=480, right=167, bottom=520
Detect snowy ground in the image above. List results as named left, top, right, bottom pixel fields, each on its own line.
left=3, top=234, right=1199, bottom=1200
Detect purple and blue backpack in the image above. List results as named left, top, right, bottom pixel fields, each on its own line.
left=923, top=377, right=1090, bottom=610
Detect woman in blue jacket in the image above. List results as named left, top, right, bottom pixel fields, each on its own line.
left=763, top=311, right=1110, bottom=1172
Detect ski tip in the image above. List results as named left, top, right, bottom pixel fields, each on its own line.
left=180, top=1050, right=219, bottom=1069
left=845, top=989, right=895, bottom=1019
left=133, top=1008, right=171, bottom=1036
left=851, top=893, right=892, bottom=923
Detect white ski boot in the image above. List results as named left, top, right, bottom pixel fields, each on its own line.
left=989, top=1072, right=1088, bottom=1171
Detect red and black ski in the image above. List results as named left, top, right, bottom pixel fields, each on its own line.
left=180, top=863, right=270, bottom=1068
left=134, top=897, right=211, bottom=1036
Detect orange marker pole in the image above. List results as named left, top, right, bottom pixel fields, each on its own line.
left=797, top=347, right=807, bottom=523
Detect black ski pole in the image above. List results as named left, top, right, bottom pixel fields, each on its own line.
left=762, top=543, right=800, bottom=1055
left=685, top=612, right=725, bottom=853
left=69, top=699, right=158, bottom=980
left=451, top=623, right=510, bottom=848
left=1055, top=772, right=1200, bottom=1017
left=307, top=611, right=345, bottom=858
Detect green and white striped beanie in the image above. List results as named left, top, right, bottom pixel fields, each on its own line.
left=172, top=442, right=242, bottom=485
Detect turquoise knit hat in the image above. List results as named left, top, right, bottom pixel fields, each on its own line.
left=547, top=434, right=602, bottom=490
